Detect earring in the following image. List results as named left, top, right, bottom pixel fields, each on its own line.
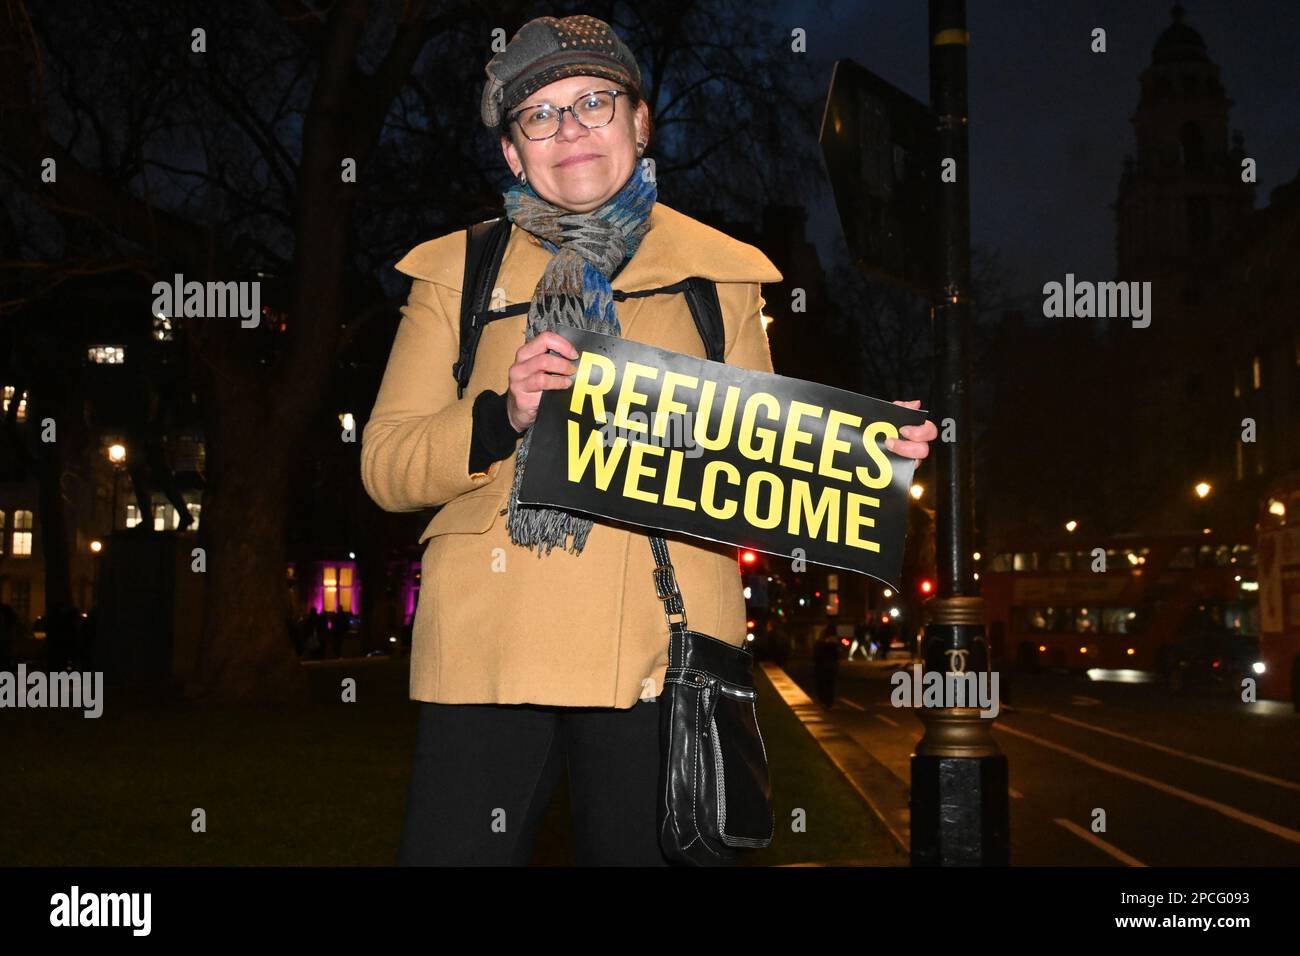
left=517, top=169, right=527, bottom=185
left=636, top=140, right=646, bottom=158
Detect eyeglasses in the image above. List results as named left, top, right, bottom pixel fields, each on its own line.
left=509, top=89, right=626, bottom=141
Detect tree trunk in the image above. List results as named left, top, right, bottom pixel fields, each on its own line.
left=183, top=389, right=308, bottom=705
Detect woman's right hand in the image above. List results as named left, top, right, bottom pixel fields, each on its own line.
left=505, top=330, right=580, bottom=432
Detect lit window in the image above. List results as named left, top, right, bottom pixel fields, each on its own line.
left=1252, top=355, right=1261, bottom=390
left=126, top=504, right=142, bottom=529
left=88, top=346, right=127, bottom=364
left=323, top=566, right=338, bottom=612
left=153, top=314, right=174, bottom=341
left=338, top=566, right=354, bottom=613
left=13, top=510, right=33, bottom=556
left=2, top=386, right=27, bottom=421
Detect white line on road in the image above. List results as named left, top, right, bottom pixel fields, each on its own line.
left=839, top=699, right=865, bottom=711
left=1072, top=696, right=1102, bottom=706
left=995, top=722, right=1300, bottom=846
left=1048, top=713, right=1300, bottom=793
left=1054, top=818, right=1146, bottom=866
left=874, top=713, right=899, bottom=727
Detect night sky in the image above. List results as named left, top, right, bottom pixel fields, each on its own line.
left=783, top=0, right=1300, bottom=304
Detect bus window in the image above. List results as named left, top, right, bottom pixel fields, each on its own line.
left=988, top=553, right=1014, bottom=572
left=1013, top=606, right=1065, bottom=632
left=1046, top=551, right=1072, bottom=571
left=1072, top=607, right=1100, bottom=633
left=1231, top=545, right=1255, bottom=567
left=1224, top=601, right=1259, bottom=636
left=1197, top=544, right=1232, bottom=567
left=1013, top=552, right=1038, bottom=571
left=1102, top=607, right=1140, bottom=634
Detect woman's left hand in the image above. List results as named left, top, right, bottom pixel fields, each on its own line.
left=884, top=399, right=938, bottom=460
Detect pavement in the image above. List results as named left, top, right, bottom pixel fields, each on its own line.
left=764, top=656, right=920, bottom=865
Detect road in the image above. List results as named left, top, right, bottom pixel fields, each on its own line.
left=783, top=657, right=1300, bottom=866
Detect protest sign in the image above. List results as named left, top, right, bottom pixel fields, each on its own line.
left=516, top=327, right=928, bottom=587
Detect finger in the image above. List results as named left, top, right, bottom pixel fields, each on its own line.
left=884, top=437, right=929, bottom=459
left=535, top=330, right=579, bottom=359
left=526, top=370, right=575, bottom=392
left=899, top=421, right=938, bottom=440
left=522, top=353, right=578, bottom=377
left=516, top=331, right=573, bottom=364
left=512, top=353, right=572, bottom=385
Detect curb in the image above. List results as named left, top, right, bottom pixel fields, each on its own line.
left=761, top=663, right=911, bottom=859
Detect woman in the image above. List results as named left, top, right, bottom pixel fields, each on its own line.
left=360, top=14, right=937, bottom=866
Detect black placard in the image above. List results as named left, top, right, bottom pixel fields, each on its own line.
left=516, top=328, right=927, bottom=588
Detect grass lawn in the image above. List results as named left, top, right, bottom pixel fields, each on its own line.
left=2, top=657, right=902, bottom=866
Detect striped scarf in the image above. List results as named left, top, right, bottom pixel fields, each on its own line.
left=502, top=163, right=658, bottom=556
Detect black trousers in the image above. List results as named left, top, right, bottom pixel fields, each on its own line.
left=396, top=697, right=673, bottom=866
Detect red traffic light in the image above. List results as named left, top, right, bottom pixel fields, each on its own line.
left=919, top=579, right=934, bottom=595
left=740, top=550, right=757, bottom=565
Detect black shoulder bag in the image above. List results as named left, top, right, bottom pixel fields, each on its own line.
left=457, top=215, right=775, bottom=866
left=650, top=534, right=774, bottom=865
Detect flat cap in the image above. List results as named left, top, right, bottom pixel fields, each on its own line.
left=481, top=14, right=642, bottom=129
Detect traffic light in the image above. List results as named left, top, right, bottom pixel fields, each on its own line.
left=919, top=578, right=934, bottom=595
left=740, top=550, right=757, bottom=566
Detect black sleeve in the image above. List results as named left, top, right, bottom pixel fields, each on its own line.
left=468, top=388, right=525, bottom=475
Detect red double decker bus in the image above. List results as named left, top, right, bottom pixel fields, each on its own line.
left=1257, top=471, right=1300, bottom=708
left=980, top=531, right=1256, bottom=678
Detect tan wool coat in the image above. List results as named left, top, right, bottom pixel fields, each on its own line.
left=361, top=201, right=783, bottom=708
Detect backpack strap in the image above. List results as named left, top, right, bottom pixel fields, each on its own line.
left=454, top=219, right=727, bottom=394
left=454, top=216, right=512, bottom=399
left=682, top=276, right=726, bottom=363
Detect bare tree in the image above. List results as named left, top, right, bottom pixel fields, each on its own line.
left=0, top=0, right=825, bottom=701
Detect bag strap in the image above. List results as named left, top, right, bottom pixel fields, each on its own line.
left=453, top=216, right=512, bottom=399
left=454, top=218, right=727, bottom=397
left=648, top=534, right=690, bottom=662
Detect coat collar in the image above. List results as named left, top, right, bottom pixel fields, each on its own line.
left=394, top=201, right=783, bottom=292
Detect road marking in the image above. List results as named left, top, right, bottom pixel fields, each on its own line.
left=1071, top=695, right=1101, bottom=706
left=840, top=698, right=865, bottom=711
left=1048, top=713, right=1300, bottom=793
left=995, top=721, right=1300, bottom=846
left=1054, top=818, right=1146, bottom=866
left=874, top=713, right=899, bottom=728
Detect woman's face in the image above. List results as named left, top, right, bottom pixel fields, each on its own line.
left=501, top=74, right=650, bottom=213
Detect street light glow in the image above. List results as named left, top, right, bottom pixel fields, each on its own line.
left=1065, top=519, right=1078, bottom=532
left=1194, top=481, right=1211, bottom=498
left=108, top=443, right=126, bottom=464
left=910, top=484, right=924, bottom=499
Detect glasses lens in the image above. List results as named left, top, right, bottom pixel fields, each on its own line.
left=574, top=91, right=615, bottom=127
left=520, top=105, right=559, bottom=139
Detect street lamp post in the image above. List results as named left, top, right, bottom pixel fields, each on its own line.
left=107, top=443, right=126, bottom=531
left=910, top=0, right=1010, bottom=866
